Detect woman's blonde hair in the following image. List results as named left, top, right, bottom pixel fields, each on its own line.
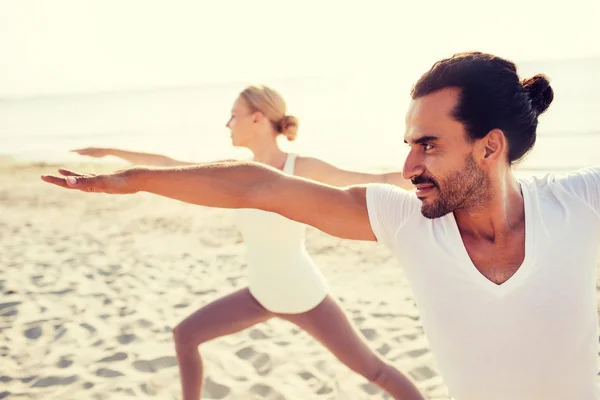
left=239, top=85, right=299, bottom=141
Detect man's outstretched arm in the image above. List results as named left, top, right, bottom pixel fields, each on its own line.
left=41, top=161, right=376, bottom=241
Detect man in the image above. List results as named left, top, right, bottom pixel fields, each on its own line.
left=43, top=52, right=600, bottom=399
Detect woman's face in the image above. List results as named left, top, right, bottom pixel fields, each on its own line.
left=226, top=97, right=257, bottom=147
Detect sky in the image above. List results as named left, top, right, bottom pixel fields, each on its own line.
left=1, top=0, right=599, bottom=97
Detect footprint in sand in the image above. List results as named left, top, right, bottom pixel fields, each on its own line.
left=24, top=326, right=42, bottom=340
left=249, top=383, right=285, bottom=400
left=117, top=333, right=136, bottom=345
left=193, top=289, right=217, bottom=296
left=0, top=391, right=11, bottom=400
left=361, top=382, right=382, bottom=396
left=95, top=368, right=124, bottom=378
left=132, top=356, right=178, bottom=373
left=393, top=333, right=417, bottom=343
left=234, top=346, right=272, bottom=376
left=118, top=307, right=136, bottom=317
left=298, top=370, right=335, bottom=395
left=248, top=328, right=269, bottom=340
left=140, top=382, right=158, bottom=396
left=315, top=384, right=334, bottom=395
left=202, top=377, right=231, bottom=399
left=80, top=323, right=96, bottom=335
left=136, top=318, right=154, bottom=328
left=53, top=324, right=68, bottom=341
left=32, top=375, right=78, bottom=388
left=313, top=359, right=339, bottom=377
left=406, top=348, right=428, bottom=358
left=409, top=366, right=437, bottom=382
left=298, top=371, right=316, bottom=381
left=56, top=356, right=73, bottom=368
left=376, top=342, right=392, bottom=356
left=19, top=376, right=36, bottom=384
left=0, top=301, right=20, bottom=317
left=97, top=352, right=128, bottom=363
left=359, top=328, right=378, bottom=341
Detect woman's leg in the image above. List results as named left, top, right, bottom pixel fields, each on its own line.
left=280, top=295, right=425, bottom=400
left=172, top=288, right=272, bottom=400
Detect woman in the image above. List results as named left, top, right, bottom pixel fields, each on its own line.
left=71, top=85, right=422, bottom=400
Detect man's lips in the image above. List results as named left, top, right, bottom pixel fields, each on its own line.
left=415, top=183, right=436, bottom=197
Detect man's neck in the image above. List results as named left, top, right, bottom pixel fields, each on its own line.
left=453, top=173, right=524, bottom=243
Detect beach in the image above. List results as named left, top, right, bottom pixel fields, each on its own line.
left=2, top=160, right=452, bottom=400
left=2, top=1, right=600, bottom=397
left=1, top=56, right=599, bottom=399
left=3, top=156, right=600, bottom=400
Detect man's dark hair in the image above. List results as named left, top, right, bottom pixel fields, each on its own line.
left=411, top=52, right=554, bottom=163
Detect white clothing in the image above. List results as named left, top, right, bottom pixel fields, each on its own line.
left=366, top=167, right=600, bottom=400
left=233, top=153, right=329, bottom=314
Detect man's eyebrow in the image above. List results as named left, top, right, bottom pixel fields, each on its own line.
left=403, top=135, right=439, bottom=144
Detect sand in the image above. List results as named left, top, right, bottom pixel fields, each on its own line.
left=1, top=161, right=598, bottom=400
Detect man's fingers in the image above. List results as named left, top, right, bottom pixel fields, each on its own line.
left=40, top=175, right=71, bottom=189
left=40, top=174, right=83, bottom=188
left=41, top=174, right=101, bottom=192
left=42, top=170, right=130, bottom=195
left=64, top=175, right=91, bottom=188
left=58, top=168, right=85, bottom=177
left=58, top=169, right=97, bottom=178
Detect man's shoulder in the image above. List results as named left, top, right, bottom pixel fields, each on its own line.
left=365, top=183, right=422, bottom=212
left=365, top=182, right=417, bottom=199
left=519, top=166, right=600, bottom=191
left=365, top=183, right=423, bottom=246
left=519, top=167, right=600, bottom=217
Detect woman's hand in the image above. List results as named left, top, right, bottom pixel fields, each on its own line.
left=71, top=147, right=112, bottom=158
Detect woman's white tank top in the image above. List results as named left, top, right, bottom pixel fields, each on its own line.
left=232, top=153, right=329, bottom=313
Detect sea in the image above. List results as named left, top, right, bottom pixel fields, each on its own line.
left=1, top=57, right=599, bottom=176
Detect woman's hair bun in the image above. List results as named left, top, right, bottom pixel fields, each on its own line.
left=278, top=115, right=299, bottom=141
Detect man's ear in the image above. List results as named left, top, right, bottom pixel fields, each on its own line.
left=480, top=128, right=507, bottom=162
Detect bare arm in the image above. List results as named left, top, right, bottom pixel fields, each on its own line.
left=71, top=147, right=233, bottom=167
left=296, top=157, right=413, bottom=190
left=108, top=148, right=199, bottom=166
left=41, top=162, right=377, bottom=241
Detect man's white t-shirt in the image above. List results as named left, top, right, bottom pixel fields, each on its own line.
left=366, top=167, right=600, bottom=400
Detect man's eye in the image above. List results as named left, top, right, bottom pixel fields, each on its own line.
left=423, top=143, right=433, bottom=151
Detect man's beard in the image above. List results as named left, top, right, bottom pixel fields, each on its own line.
left=413, top=155, right=491, bottom=219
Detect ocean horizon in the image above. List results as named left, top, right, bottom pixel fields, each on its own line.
left=1, top=56, right=599, bottom=175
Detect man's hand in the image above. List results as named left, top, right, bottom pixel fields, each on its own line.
left=41, top=169, right=135, bottom=194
